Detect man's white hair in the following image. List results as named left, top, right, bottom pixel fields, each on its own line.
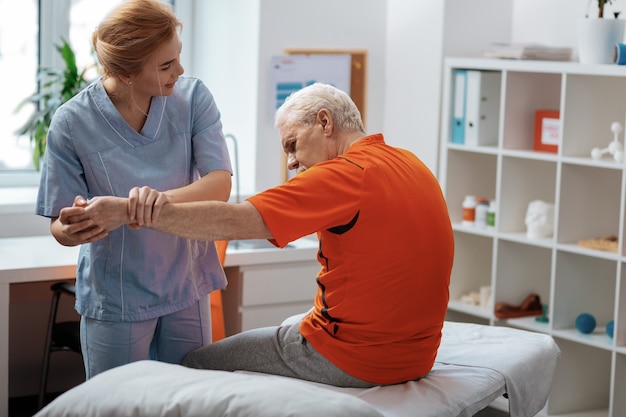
left=274, top=83, right=365, bottom=133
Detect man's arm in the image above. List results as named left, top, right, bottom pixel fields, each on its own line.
left=85, top=196, right=273, bottom=242
left=148, top=200, right=272, bottom=242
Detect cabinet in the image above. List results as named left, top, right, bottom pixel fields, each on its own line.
left=222, top=261, right=320, bottom=336
left=439, top=57, right=626, bottom=417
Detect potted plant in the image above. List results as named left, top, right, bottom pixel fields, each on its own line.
left=14, top=38, right=95, bottom=170
left=597, top=0, right=619, bottom=18
left=578, top=0, right=625, bottom=64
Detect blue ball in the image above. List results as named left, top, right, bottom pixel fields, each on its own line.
left=576, top=313, right=596, bottom=334
left=606, top=320, right=615, bottom=338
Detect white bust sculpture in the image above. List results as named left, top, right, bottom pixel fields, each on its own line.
left=525, top=200, right=554, bottom=239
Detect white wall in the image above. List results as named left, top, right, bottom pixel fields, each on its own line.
left=190, top=0, right=387, bottom=196
left=512, top=0, right=623, bottom=54
left=384, top=0, right=512, bottom=175
left=188, top=0, right=260, bottom=200
left=181, top=0, right=605, bottom=194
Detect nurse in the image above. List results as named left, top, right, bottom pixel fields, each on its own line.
left=35, top=0, right=232, bottom=379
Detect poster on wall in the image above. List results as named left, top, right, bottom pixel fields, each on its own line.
left=271, top=54, right=352, bottom=119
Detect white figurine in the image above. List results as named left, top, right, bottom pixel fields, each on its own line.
left=525, top=200, right=554, bottom=239
left=591, top=121, right=624, bottom=163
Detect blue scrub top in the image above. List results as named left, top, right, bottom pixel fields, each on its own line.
left=36, top=76, right=231, bottom=322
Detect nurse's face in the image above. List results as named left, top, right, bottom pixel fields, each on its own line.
left=134, top=33, right=184, bottom=97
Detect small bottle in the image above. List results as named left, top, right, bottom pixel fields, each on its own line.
left=474, top=198, right=489, bottom=229
left=486, top=200, right=496, bottom=230
left=462, top=195, right=476, bottom=226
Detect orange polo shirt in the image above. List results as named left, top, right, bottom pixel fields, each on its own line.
left=247, top=134, right=453, bottom=384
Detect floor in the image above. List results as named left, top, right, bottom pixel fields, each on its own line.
left=11, top=394, right=510, bottom=417
left=9, top=393, right=60, bottom=417
left=475, top=406, right=509, bottom=417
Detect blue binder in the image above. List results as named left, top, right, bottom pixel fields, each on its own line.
left=451, top=69, right=467, bottom=144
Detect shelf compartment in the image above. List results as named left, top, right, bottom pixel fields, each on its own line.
left=493, top=239, right=551, bottom=310
left=558, top=163, right=622, bottom=246
left=447, top=300, right=492, bottom=320
left=499, top=156, right=557, bottom=235
left=502, top=71, right=561, bottom=152
left=448, top=231, right=493, bottom=308
left=445, top=309, right=490, bottom=325
left=617, top=265, right=626, bottom=347
left=562, top=74, right=626, bottom=159
left=443, top=149, right=497, bottom=224
left=613, top=352, right=626, bottom=416
left=504, top=315, right=551, bottom=333
left=553, top=251, right=617, bottom=337
left=547, top=338, right=611, bottom=416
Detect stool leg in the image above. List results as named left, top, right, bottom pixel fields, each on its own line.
left=38, top=291, right=60, bottom=410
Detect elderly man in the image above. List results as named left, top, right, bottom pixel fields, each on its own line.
left=64, top=83, right=454, bottom=388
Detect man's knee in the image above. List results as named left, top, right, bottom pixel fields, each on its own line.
left=181, top=348, right=204, bottom=368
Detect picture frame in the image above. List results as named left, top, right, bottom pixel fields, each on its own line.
left=533, top=109, right=560, bottom=153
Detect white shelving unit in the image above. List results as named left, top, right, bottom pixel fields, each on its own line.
left=439, top=57, right=626, bottom=417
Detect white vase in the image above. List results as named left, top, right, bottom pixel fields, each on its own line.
left=578, top=18, right=626, bottom=64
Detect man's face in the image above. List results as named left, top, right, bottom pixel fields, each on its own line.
left=279, top=113, right=330, bottom=174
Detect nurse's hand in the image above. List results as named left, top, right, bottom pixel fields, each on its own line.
left=51, top=196, right=108, bottom=246
left=128, top=186, right=170, bottom=227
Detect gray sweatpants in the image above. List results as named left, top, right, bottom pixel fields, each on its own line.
left=181, top=321, right=376, bottom=388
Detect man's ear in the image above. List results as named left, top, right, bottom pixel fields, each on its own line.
left=317, top=108, right=333, bottom=135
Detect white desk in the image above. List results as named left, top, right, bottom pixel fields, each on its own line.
left=0, top=236, right=79, bottom=417
left=0, top=235, right=318, bottom=417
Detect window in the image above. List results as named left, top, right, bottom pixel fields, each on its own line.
left=0, top=0, right=38, bottom=171
left=0, top=0, right=179, bottom=187
left=0, top=0, right=152, bottom=179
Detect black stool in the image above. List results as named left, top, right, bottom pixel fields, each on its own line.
left=38, top=281, right=81, bottom=410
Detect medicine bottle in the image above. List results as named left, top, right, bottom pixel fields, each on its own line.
left=475, top=198, right=489, bottom=229
left=462, top=195, right=476, bottom=226
left=486, top=200, right=496, bottom=230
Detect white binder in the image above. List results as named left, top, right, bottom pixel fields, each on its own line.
left=464, top=70, right=501, bottom=146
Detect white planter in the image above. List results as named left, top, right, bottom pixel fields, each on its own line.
left=578, top=18, right=626, bottom=64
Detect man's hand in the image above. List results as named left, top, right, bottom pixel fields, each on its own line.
left=84, top=195, right=132, bottom=232
left=128, top=186, right=170, bottom=227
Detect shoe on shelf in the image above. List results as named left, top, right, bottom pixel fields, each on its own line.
left=494, top=293, right=543, bottom=319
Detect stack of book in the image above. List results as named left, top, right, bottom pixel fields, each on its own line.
left=483, top=43, right=573, bottom=61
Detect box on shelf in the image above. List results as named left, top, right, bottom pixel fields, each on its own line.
left=533, top=109, right=560, bottom=153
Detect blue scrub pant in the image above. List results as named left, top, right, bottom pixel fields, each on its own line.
left=80, top=295, right=211, bottom=379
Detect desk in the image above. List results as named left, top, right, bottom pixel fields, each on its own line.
left=0, top=234, right=318, bottom=417
left=0, top=236, right=79, bottom=417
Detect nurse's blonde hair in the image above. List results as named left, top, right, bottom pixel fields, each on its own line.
left=92, top=0, right=182, bottom=80
left=275, top=83, right=365, bottom=133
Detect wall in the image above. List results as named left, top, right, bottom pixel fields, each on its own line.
left=384, top=0, right=513, bottom=174
left=512, top=0, right=622, bottom=52
left=190, top=0, right=387, bottom=196
left=190, top=0, right=517, bottom=192
left=188, top=0, right=260, bottom=199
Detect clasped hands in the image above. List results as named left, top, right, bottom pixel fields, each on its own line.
left=57, top=186, right=168, bottom=245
